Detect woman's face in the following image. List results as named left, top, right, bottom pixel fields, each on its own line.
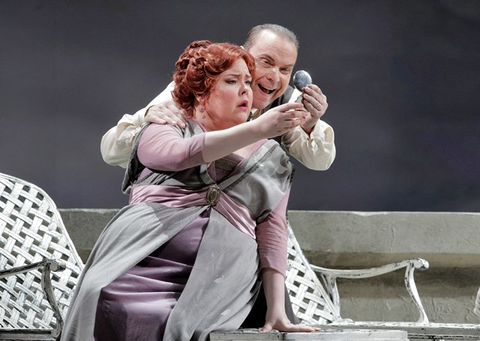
left=203, top=58, right=253, bottom=131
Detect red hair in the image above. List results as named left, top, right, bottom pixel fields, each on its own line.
left=172, top=40, right=256, bottom=118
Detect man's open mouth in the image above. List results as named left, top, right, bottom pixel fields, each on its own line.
left=258, top=84, right=275, bottom=95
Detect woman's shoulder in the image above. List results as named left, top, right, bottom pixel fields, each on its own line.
left=141, top=120, right=205, bottom=138
left=182, top=119, right=207, bottom=137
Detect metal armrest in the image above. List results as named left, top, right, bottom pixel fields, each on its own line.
left=0, top=259, right=66, bottom=339
left=310, top=258, right=430, bottom=323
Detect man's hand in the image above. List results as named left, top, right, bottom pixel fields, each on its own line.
left=145, top=101, right=186, bottom=128
left=299, top=84, right=328, bottom=134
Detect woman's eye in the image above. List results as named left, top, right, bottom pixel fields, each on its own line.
left=226, top=80, right=237, bottom=84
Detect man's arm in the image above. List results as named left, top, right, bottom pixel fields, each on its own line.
left=100, top=82, right=175, bottom=168
left=274, top=86, right=337, bottom=170
left=281, top=119, right=336, bottom=170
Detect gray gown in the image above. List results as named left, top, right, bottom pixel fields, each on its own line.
left=61, top=120, right=294, bottom=341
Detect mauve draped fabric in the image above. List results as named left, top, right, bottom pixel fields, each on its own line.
left=129, top=184, right=257, bottom=239
left=94, top=212, right=209, bottom=340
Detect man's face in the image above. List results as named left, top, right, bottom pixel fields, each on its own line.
left=247, top=31, right=298, bottom=110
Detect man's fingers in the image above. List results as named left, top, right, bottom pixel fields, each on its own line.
left=302, top=85, right=328, bottom=118
left=146, top=111, right=175, bottom=125
left=304, top=84, right=324, bottom=98
left=172, top=111, right=186, bottom=128
left=147, top=116, right=168, bottom=125
left=146, top=109, right=185, bottom=127
left=303, top=94, right=327, bottom=119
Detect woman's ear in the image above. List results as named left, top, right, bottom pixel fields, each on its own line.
left=195, top=93, right=204, bottom=105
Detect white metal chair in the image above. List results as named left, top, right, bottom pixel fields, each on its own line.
left=280, top=224, right=480, bottom=340
left=0, top=172, right=84, bottom=340
left=285, top=223, right=430, bottom=325
left=213, top=224, right=480, bottom=340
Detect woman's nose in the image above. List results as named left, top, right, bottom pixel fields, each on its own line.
left=240, top=82, right=249, bottom=94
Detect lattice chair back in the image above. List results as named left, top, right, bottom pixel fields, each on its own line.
left=285, top=222, right=341, bottom=324
left=0, top=172, right=84, bottom=339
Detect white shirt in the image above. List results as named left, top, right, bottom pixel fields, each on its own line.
left=100, top=83, right=336, bottom=170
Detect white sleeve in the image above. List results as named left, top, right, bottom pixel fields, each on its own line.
left=281, top=88, right=336, bottom=170
left=281, top=120, right=336, bottom=170
left=100, top=82, right=175, bottom=168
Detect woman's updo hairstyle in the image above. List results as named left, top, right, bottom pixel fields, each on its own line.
left=172, top=40, right=256, bottom=118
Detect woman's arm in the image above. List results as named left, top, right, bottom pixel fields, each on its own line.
left=273, top=85, right=336, bottom=171
left=137, top=124, right=205, bottom=171
left=255, top=192, right=319, bottom=333
left=138, top=102, right=306, bottom=171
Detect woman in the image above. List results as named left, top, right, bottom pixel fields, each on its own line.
left=62, top=40, right=316, bottom=341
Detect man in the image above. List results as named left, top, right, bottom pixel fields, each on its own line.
left=100, top=24, right=336, bottom=171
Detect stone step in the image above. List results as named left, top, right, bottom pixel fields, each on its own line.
left=210, top=329, right=409, bottom=341
left=328, top=323, right=480, bottom=340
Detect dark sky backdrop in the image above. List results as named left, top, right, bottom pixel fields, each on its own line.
left=1, top=0, right=479, bottom=212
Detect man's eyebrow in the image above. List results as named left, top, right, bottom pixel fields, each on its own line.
left=256, top=54, right=294, bottom=68
left=256, top=53, right=273, bottom=61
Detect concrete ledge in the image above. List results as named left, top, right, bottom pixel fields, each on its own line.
left=287, top=211, right=480, bottom=268
left=58, top=209, right=480, bottom=325
left=59, top=208, right=118, bottom=262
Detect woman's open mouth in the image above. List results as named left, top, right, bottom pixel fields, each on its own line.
left=238, top=100, right=249, bottom=109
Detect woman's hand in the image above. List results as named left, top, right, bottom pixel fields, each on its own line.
left=260, top=269, right=320, bottom=334
left=260, top=314, right=320, bottom=333
left=254, top=102, right=305, bottom=139
left=202, top=102, right=304, bottom=162
left=145, top=101, right=186, bottom=128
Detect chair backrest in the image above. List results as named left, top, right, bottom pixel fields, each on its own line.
left=0, top=172, right=84, bottom=331
left=475, top=288, right=480, bottom=317
left=285, top=222, right=341, bottom=324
